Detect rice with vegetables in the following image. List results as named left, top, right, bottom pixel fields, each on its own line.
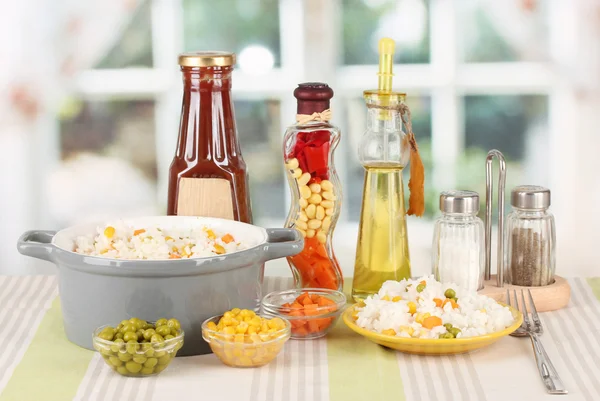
left=354, top=276, right=515, bottom=339
left=74, top=220, right=247, bottom=260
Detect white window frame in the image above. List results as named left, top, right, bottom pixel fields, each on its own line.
left=63, top=0, right=587, bottom=276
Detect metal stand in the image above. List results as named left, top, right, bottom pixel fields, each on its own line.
left=485, top=150, right=506, bottom=288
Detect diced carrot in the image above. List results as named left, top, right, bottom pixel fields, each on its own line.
left=169, top=253, right=181, bottom=259
left=433, top=298, right=443, bottom=307
left=316, top=244, right=329, bottom=259
left=303, top=304, right=320, bottom=316
left=318, top=296, right=335, bottom=306
left=315, top=317, right=333, bottom=330
left=310, top=294, right=320, bottom=303
left=302, top=297, right=314, bottom=306
left=442, top=298, right=459, bottom=309
left=420, top=280, right=426, bottom=285
left=290, top=302, right=304, bottom=310
left=133, top=229, right=146, bottom=236
left=422, top=316, right=443, bottom=329
left=282, top=302, right=292, bottom=308
left=293, top=326, right=309, bottom=336
left=221, top=234, right=235, bottom=243
left=307, top=320, right=320, bottom=333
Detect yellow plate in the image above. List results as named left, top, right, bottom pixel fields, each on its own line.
left=342, top=303, right=523, bottom=355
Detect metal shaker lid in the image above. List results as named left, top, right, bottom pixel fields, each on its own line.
left=511, top=185, right=551, bottom=210
left=439, top=190, right=480, bottom=214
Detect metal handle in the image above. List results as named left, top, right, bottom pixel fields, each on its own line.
left=262, top=228, right=304, bottom=261
left=485, top=150, right=506, bottom=287
left=17, top=230, right=57, bottom=262
left=529, top=333, right=568, bottom=394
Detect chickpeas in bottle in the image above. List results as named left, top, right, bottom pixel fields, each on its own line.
left=282, top=83, right=343, bottom=291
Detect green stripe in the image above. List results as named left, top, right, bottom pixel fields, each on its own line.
left=0, top=297, right=94, bottom=401
left=586, top=278, right=600, bottom=301
left=327, top=278, right=405, bottom=401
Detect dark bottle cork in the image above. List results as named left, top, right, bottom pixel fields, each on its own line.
left=294, top=82, right=334, bottom=115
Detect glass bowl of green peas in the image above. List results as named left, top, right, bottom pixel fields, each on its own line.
left=92, top=318, right=184, bottom=377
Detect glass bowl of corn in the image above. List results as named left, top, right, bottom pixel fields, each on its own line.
left=201, top=308, right=291, bottom=368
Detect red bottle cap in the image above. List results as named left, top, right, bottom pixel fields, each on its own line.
left=294, top=83, right=334, bottom=115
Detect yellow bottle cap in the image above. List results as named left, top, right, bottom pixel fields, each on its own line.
left=377, top=38, right=395, bottom=92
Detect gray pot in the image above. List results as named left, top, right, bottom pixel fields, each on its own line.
left=17, top=216, right=303, bottom=356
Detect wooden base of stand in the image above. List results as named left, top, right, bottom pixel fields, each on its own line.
left=478, top=275, right=570, bottom=312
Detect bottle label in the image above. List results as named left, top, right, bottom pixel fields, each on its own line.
left=176, top=178, right=234, bottom=220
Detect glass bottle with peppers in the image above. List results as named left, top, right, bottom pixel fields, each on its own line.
left=167, top=52, right=252, bottom=223
left=283, top=83, right=343, bottom=291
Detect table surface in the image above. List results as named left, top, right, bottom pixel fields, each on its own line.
left=0, top=275, right=599, bottom=401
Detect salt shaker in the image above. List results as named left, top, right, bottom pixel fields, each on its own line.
left=432, top=191, right=485, bottom=291
left=505, top=186, right=556, bottom=286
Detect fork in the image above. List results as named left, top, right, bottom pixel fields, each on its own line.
left=507, top=289, right=568, bottom=395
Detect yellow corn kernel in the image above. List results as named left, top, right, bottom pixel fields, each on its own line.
left=381, top=295, right=390, bottom=301
left=220, top=316, right=233, bottom=326
left=316, top=231, right=326, bottom=244
left=286, top=158, right=299, bottom=170
left=309, top=183, right=321, bottom=193
left=247, top=326, right=257, bottom=335
left=260, top=323, right=269, bottom=333
left=234, top=334, right=245, bottom=343
left=300, top=186, right=311, bottom=199
left=306, top=229, right=316, bottom=238
left=295, top=219, right=308, bottom=230
left=407, top=302, right=417, bottom=315
left=244, top=348, right=257, bottom=358
left=236, top=322, right=249, bottom=334
left=268, top=317, right=285, bottom=330
left=320, top=180, right=333, bottom=191
left=233, top=347, right=243, bottom=357
left=206, top=229, right=216, bottom=239
left=392, top=296, right=402, bottom=302
left=308, top=193, right=322, bottom=204
left=299, top=198, right=309, bottom=208
left=250, top=333, right=261, bottom=344
left=250, top=316, right=262, bottom=326
left=222, top=326, right=236, bottom=335
left=307, top=219, right=322, bottom=230
left=241, top=309, right=255, bottom=318
left=305, top=204, right=316, bottom=219
left=259, top=333, right=270, bottom=341
left=100, top=249, right=108, bottom=254
left=165, top=236, right=173, bottom=241
left=382, top=329, right=396, bottom=336
left=238, top=356, right=253, bottom=366
left=104, top=226, right=115, bottom=238
left=223, top=311, right=235, bottom=319
left=415, top=312, right=431, bottom=324
left=399, top=326, right=415, bottom=336
left=214, top=244, right=226, bottom=255
left=298, top=172, right=311, bottom=187
left=207, top=321, right=217, bottom=331
left=322, top=191, right=335, bottom=200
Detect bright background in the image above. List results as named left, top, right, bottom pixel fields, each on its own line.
left=1, top=0, right=598, bottom=278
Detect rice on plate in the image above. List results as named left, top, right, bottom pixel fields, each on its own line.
left=354, top=276, right=515, bottom=339
left=74, top=220, right=247, bottom=260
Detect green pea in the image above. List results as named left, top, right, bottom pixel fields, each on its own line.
left=156, top=326, right=171, bottom=337
left=99, top=347, right=112, bottom=356
left=116, top=366, right=129, bottom=375
left=141, top=367, right=154, bottom=375
left=151, top=334, right=165, bottom=344
left=110, top=338, right=125, bottom=353
left=171, top=328, right=180, bottom=336
left=175, top=342, right=183, bottom=352
left=144, top=357, right=158, bottom=368
left=98, top=332, right=113, bottom=341
left=108, top=356, right=122, bottom=367
left=142, top=329, right=156, bottom=341
left=155, top=318, right=168, bottom=327
left=145, top=348, right=156, bottom=357
left=125, top=361, right=142, bottom=373
left=120, top=324, right=137, bottom=334
left=416, top=283, right=426, bottom=293
left=114, top=332, right=124, bottom=340
left=164, top=335, right=175, bottom=341
left=115, top=323, right=123, bottom=331
left=126, top=340, right=139, bottom=355
left=133, top=355, right=147, bottom=364
left=154, top=350, right=167, bottom=358
left=120, top=320, right=130, bottom=327
left=444, top=323, right=453, bottom=330
left=449, top=328, right=461, bottom=337
left=157, top=355, right=171, bottom=365
left=142, top=322, right=152, bottom=330
left=136, top=329, right=145, bottom=338
left=167, top=319, right=181, bottom=331
left=154, top=364, right=167, bottom=373
left=123, top=332, right=138, bottom=342
left=439, top=332, right=454, bottom=339
left=118, top=352, right=133, bottom=362
left=444, top=289, right=456, bottom=299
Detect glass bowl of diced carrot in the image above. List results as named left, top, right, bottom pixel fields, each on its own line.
left=261, top=289, right=346, bottom=340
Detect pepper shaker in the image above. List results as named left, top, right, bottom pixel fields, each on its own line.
left=504, top=186, right=556, bottom=286
left=432, top=191, right=485, bottom=291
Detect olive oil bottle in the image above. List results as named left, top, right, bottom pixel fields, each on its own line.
left=351, top=38, right=416, bottom=301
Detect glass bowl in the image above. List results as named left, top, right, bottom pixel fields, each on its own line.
left=261, top=288, right=346, bottom=339
left=201, top=314, right=291, bottom=368
left=92, top=325, right=184, bottom=377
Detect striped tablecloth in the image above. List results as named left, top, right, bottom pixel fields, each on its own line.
left=1, top=275, right=600, bottom=401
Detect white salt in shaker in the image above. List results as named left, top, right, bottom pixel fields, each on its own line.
left=432, top=190, right=485, bottom=291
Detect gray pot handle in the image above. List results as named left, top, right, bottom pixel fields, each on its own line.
left=262, top=228, right=304, bottom=261
left=17, top=230, right=57, bottom=262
